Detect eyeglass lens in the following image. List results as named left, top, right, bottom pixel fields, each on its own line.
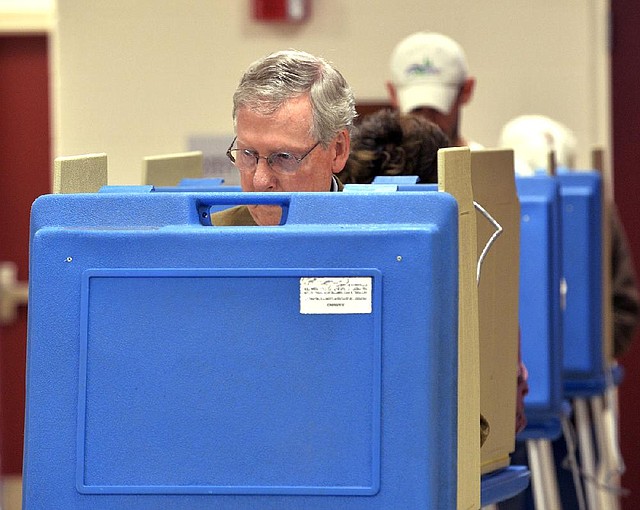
left=231, top=149, right=307, bottom=174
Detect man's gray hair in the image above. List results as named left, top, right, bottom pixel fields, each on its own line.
left=233, top=49, right=357, bottom=145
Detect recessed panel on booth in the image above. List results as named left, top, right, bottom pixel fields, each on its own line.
left=77, top=269, right=381, bottom=495
left=516, top=176, right=564, bottom=424
left=557, top=172, right=603, bottom=383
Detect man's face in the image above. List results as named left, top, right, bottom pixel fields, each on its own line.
left=234, top=94, right=349, bottom=226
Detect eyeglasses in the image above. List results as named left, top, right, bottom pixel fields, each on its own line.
left=226, top=136, right=321, bottom=175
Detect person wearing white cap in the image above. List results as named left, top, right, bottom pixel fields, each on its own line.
left=387, top=31, right=481, bottom=149
left=498, top=114, right=578, bottom=176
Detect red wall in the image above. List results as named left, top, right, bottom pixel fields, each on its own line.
left=611, top=3, right=640, bottom=508
left=0, top=35, right=51, bottom=475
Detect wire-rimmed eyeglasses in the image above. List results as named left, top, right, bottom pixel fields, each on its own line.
left=226, top=136, right=321, bottom=175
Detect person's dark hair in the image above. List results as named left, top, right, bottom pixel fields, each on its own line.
left=340, top=109, right=450, bottom=184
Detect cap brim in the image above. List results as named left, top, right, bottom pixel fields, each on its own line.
left=396, top=82, right=459, bottom=115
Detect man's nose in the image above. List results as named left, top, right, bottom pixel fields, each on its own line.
left=252, top=157, right=277, bottom=190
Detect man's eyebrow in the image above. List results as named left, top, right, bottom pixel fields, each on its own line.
left=237, top=143, right=306, bottom=154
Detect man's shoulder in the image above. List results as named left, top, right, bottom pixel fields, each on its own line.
left=210, top=205, right=257, bottom=226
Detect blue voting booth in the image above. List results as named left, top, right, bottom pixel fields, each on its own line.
left=24, top=190, right=459, bottom=509
left=515, top=175, right=565, bottom=434
left=556, top=172, right=607, bottom=391
left=513, top=175, right=569, bottom=508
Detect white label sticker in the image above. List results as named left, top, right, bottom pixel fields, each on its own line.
left=300, top=277, right=372, bottom=314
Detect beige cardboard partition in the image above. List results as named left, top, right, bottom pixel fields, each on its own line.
left=53, top=153, right=108, bottom=194
left=142, top=151, right=204, bottom=187
left=438, top=147, right=480, bottom=510
left=592, top=148, right=614, bottom=365
left=470, top=149, right=520, bottom=474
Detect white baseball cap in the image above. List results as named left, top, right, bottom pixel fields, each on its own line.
left=498, top=115, right=577, bottom=175
left=390, top=32, right=468, bottom=114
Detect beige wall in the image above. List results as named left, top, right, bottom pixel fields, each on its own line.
left=51, top=1, right=610, bottom=184
left=0, top=0, right=53, bottom=32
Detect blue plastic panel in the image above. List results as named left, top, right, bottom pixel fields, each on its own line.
left=515, top=176, right=564, bottom=423
left=179, top=177, right=225, bottom=186
left=480, top=466, right=531, bottom=507
left=345, top=183, right=438, bottom=193
left=557, top=172, right=603, bottom=386
left=516, top=401, right=572, bottom=441
left=564, top=364, right=624, bottom=396
left=77, top=269, right=381, bottom=495
left=152, top=180, right=242, bottom=214
left=25, top=191, right=459, bottom=509
left=372, top=175, right=419, bottom=184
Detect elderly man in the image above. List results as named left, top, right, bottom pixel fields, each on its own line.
left=213, top=49, right=356, bottom=226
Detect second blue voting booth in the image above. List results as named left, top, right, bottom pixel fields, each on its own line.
left=557, top=172, right=607, bottom=388
left=24, top=190, right=460, bottom=509
left=516, top=175, right=565, bottom=433
left=515, top=169, right=624, bottom=509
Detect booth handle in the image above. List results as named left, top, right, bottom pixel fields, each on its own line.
left=196, top=194, right=291, bottom=226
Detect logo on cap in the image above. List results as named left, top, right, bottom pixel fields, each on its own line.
left=405, top=58, right=441, bottom=78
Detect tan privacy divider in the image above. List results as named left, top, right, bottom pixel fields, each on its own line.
left=53, top=153, right=108, bottom=194
left=438, top=147, right=480, bottom=510
left=592, top=147, right=614, bottom=365
left=142, top=151, right=204, bottom=186
left=470, top=149, right=520, bottom=474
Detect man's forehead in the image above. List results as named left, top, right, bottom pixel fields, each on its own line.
left=236, top=100, right=315, bottom=147
left=238, top=94, right=312, bottom=117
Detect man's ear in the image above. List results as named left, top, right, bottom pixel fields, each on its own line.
left=386, top=81, right=399, bottom=110
left=332, top=129, right=351, bottom=174
left=459, top=77, right=476, bottom=106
